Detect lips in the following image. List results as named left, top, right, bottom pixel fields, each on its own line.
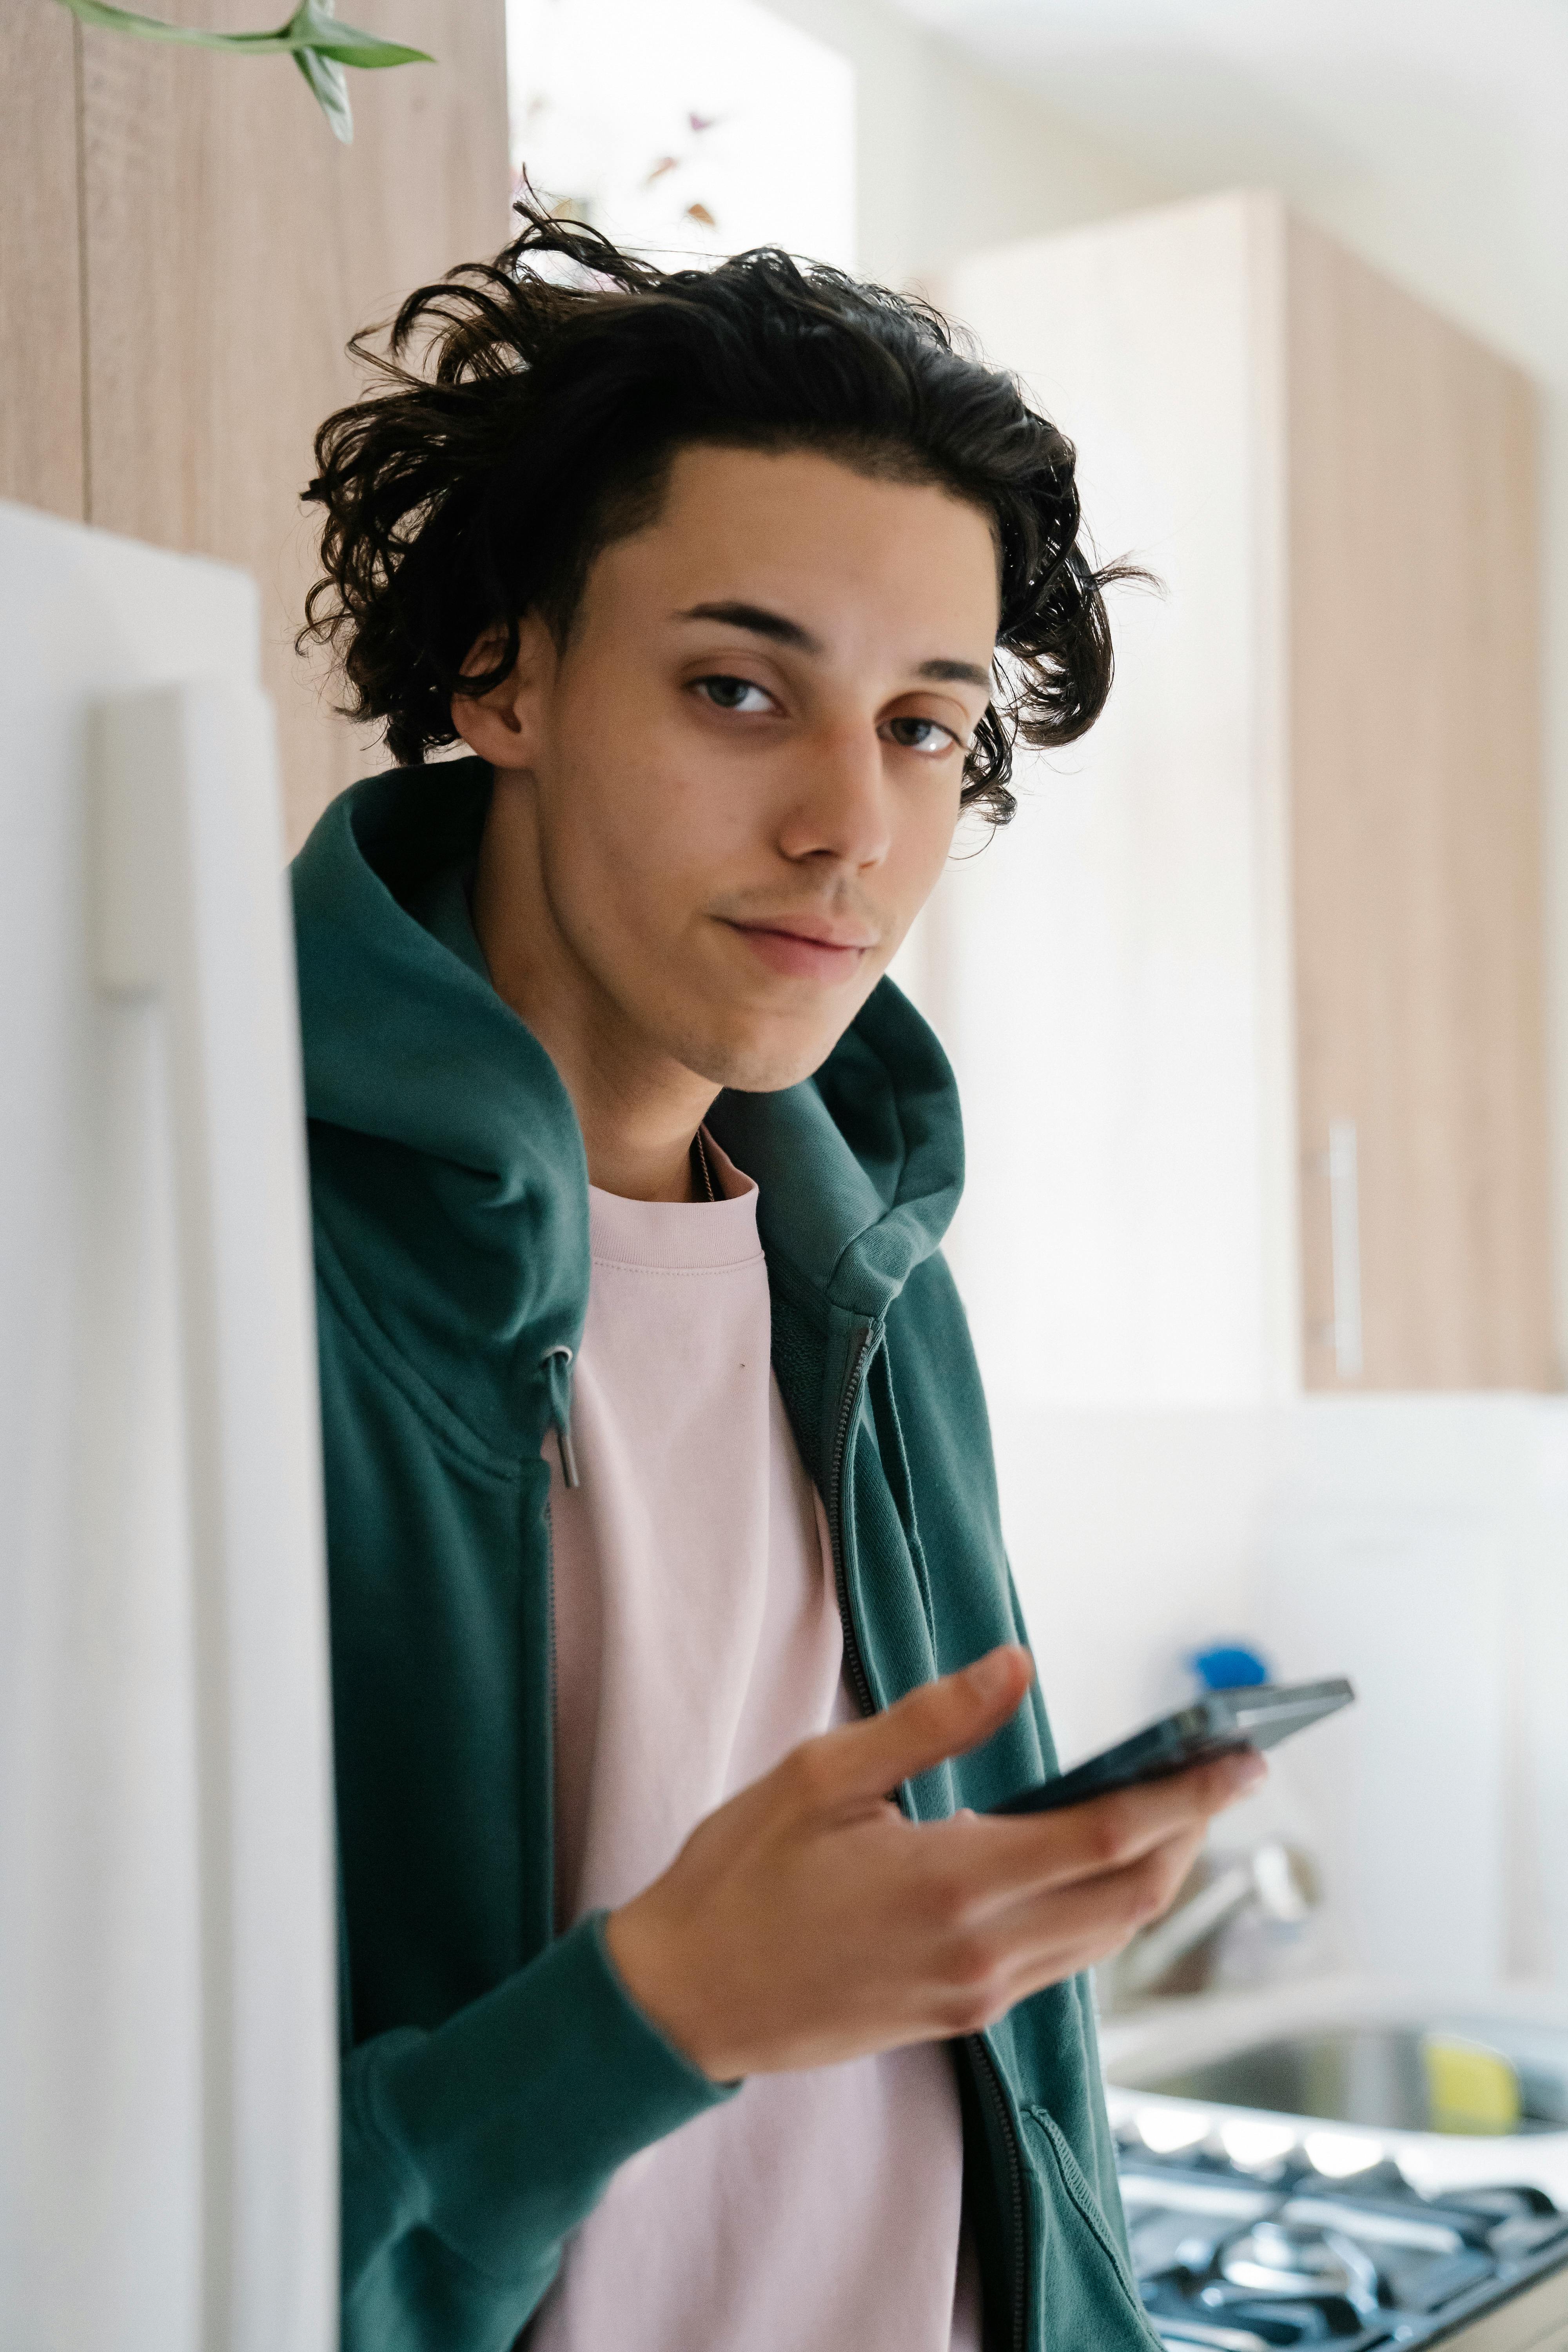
left=724, top=918, right=877, bottom=984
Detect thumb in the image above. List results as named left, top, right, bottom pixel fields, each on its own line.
left=828, top=1645, right=1034, bottom=1803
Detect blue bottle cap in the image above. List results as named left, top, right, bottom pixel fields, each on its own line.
left=1190, top=1642, right=1270, bottom=1691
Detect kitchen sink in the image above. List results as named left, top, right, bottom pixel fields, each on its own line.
left=1100, top=1975, right=1568, bottom=2207
left=1143, top=2023, right=1568, bottom=2136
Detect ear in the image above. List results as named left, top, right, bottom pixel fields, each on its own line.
left=450, top=615, right=556, bottom=771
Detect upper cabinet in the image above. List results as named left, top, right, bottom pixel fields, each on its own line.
left=1286, top=217, right=1549, bottom=1390
left=913, top=191, right=1550, bottom=1403
left=0, top=2, right=512, bottom=852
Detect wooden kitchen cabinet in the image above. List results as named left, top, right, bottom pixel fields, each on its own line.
left=916, top=192, right=1550, bottom=1400
left=0, top=0, right=511, bottom=853
left=1288, top=223, right=1549, bottom=1388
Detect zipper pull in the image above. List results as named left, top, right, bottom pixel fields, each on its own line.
left=541, top=1344, right=580, bottom=1488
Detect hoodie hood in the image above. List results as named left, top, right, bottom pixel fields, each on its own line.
left=291, top=760, right=964, bottom=1454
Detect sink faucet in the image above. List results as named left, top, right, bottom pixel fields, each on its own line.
left=1119, top=1840, right=1319, bottom=1998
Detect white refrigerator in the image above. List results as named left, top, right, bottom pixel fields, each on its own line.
left=0, top=502, right=338, bottom=2350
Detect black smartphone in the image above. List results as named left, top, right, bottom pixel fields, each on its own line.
left=990, top=1677, right=1356, bottom=1817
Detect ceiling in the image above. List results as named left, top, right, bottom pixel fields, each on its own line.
left=882, top=0, right=1568, bottom=386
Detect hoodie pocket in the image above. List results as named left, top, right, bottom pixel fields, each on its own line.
left=1021, top=2104, right=1161, bottom=2346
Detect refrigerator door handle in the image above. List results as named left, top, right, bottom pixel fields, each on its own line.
left=92, top=682, right=338, bottom=2352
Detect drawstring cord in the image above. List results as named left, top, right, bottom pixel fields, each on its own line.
left=541, top=1344, right=580, bottom=1489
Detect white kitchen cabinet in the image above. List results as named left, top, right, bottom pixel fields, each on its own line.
left=908, top=191, right=1549, bottom=1404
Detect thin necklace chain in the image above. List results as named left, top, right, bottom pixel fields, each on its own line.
left=694, top=1128, right=716, bottom=1203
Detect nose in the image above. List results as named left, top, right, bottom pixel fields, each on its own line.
left=775, top=717, right=892, bottom=872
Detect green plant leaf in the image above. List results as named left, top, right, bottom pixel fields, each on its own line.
left=293, top=39, right=352, bottom=140
left=51, top=0, right=431, bottom=71
left=281, top=0, right=427, bottom=65
left=52, top=0, right=433, bottom=141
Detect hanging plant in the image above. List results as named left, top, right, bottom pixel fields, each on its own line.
left=53, top=0, right=433, bottom=144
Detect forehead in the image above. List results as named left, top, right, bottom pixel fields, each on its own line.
left=592, top=442, right=1002, bottom=654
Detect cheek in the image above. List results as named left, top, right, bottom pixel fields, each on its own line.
left=886, top=785, right=964, bottom=933
left=539, top=728, right=726, bottom=957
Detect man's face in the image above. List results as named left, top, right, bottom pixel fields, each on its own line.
left=473, top=443, right=1000, bottom=1093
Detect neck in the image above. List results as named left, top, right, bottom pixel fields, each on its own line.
left=471, top=771, right=719, bottom=1203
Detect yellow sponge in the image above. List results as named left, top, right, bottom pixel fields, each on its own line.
left=1422, top=2034, right=1522, bottom=2136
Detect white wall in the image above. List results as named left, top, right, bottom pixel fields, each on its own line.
left=763, top=0, right=1163, bottom=289
left=996, top=1396, right=1568, bottom=1995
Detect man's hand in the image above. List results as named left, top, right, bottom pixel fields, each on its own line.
left=605, top=1645, right=1265, bottom=2082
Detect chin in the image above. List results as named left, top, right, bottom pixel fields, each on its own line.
left=680, top=1024, right=842, bottom=1096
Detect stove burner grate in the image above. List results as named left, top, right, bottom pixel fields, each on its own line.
left=1118, top=2141, right=1568, bottom=2351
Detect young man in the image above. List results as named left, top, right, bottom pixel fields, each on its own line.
left=294, top=208, right=1261, bottom=2352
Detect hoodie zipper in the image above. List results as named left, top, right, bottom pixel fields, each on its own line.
left=971, top=2033, right=1029, bottom=2352
left=541, top=1344, right=579, bottom=1488
left=825, top=1318, right=1028, bottom=2351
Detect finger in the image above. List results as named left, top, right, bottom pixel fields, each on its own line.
left=918, top=1746, right=1264, bottom=1908
left=945, top=1826, right=1210, bottom=2032
left=809, top=1646, right=1034, bottom=1806
left=1000, top=1824, right=1209, bottom=1993
left=1029, top=1748, right=1265, bottom=1888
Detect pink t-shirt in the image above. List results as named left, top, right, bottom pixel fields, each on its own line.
left=524, top=1136, right=980, bottom=2352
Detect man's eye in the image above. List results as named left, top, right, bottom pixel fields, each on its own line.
left=693, top=675, right=775, bottom=714
left=884, top=715, right=957, bottom=754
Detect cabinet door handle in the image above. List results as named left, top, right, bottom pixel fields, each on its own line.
left=1327, top=1118, right=1363, bottom=1379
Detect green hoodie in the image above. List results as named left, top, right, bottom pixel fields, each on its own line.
left=293, top=760, right=1156, bottom=2352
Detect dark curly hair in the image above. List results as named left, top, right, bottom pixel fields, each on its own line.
left=300, top=196, right=1139, bottom=824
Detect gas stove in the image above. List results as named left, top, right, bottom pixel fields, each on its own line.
left=1097, top=1978, right=1568, bottom=2345
left=1116, top=2134, right=1568, bottom=2348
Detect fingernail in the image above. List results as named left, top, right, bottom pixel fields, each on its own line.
left=1232, top=1748, right=1268, bottom=1788
left=969, top=1648, right=1019, bottom=1701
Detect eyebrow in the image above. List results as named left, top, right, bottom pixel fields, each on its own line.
left=675, top=601, right=992, bottom=692
left=918, top=655, right=993, bottom=689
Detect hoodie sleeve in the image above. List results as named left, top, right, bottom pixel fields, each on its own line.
left=341, top=1910, right=736, bottom=2350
